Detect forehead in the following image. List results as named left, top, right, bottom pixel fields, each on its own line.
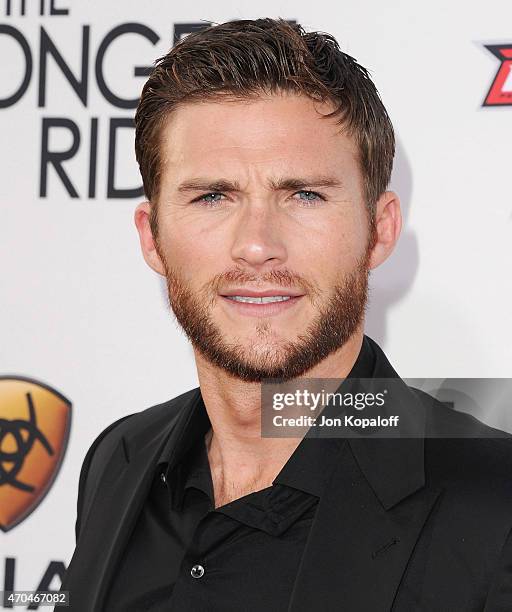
left=158, top=92, right=359, bottom=187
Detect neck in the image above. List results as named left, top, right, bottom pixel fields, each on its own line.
left=193, top=327, right=364, bottom=507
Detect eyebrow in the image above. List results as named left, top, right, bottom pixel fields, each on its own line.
left=176, top=175, right=344, bottom=194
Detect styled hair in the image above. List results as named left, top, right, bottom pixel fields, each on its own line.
left=134, top=17, right=395, bottom=238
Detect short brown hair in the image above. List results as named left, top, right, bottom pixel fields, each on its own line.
left=134, top=18, right=395, bottom=239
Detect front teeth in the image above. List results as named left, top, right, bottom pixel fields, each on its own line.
left=227, top=295, right=292, bottom=304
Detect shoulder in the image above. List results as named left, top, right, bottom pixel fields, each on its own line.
left=411, top=386, right=512, bottom=440
left=84, top=386, right=199, bottom=466
left=410, top=387, right=512, bottom=510
left=75, top=387, right=199, bottom=538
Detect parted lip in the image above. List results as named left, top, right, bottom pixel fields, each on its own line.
left=220, top=288, right=305, bottom=298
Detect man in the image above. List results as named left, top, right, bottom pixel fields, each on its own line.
left=60, top=18, right=512, bottom=611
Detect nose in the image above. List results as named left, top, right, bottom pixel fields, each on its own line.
left=230, top=201, right=287, bottom=270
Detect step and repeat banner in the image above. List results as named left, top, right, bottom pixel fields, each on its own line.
left=1, top=0, right=511, bottom=602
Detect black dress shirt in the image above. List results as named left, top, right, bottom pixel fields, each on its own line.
left=105, top=337, right=377, bottom=611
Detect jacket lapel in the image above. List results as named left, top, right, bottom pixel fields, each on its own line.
left=288, top=338, right=444, bottom=611
left=63, top=389, right=202, bottom=611
left=288, top=436, right=443, bottom=612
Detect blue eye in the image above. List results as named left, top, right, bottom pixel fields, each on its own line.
left=294, top=189, right=325, bottom=208
left=193, top=192, right=224, bottom=206
left=295, top=190, right=324, bottom=204
left=191, top=190, right=325, bottom=207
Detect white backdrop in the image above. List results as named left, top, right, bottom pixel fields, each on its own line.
left=1, top=0, right=511, bottom=598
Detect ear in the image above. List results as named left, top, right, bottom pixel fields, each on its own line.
left=133, top=201, right=166, bottom=276
left=368, top=191, right=402, bottom=270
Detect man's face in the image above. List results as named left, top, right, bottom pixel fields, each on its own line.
left=144, top=92, right=376, bottom=382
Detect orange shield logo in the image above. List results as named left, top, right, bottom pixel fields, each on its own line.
left=0, top=376, right=71, bottom=532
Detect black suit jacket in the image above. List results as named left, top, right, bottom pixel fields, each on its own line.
left=60, top=337, right=512, bottom=611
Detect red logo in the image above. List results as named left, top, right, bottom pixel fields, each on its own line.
left=483, top=44, right=512, bottom=106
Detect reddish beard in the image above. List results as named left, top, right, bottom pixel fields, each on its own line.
left=155, top=238, right=373, bottom=383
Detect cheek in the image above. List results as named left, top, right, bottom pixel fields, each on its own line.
left=302, top=239, right=355, bottom=286
left=161, top=224, right=227, bottom=284
left=300, top=212, right=367, bottom=277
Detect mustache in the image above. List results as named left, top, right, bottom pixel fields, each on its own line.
left=208, top=267, right=321, bottom=296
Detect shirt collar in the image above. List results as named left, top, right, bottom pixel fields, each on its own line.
left=157, top=334, right=377, bottom=507
left=272, top=334, right=377, bottom=495
left=156, top=387, right=211, bottom=510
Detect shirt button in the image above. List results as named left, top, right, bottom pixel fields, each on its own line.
left=160, top=472, right=166, bottom=484
left=190, top=564, right=205, bottom=579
